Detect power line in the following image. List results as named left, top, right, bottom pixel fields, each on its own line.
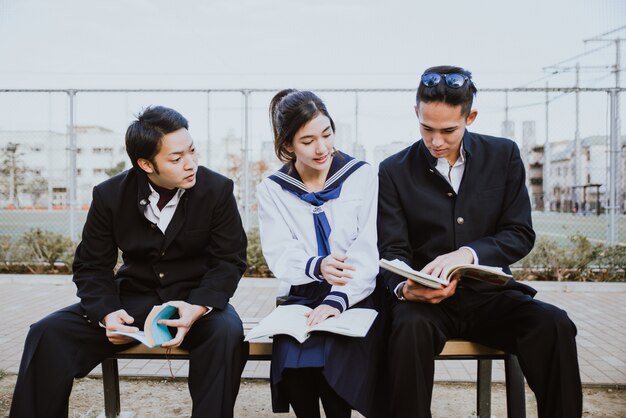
left=584, top=25, right=626, bottom=42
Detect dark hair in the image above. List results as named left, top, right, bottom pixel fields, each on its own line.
left=416, top=65, right=477, bottom=117
left=269, top=89, right=336, bottom=163
left=125, top=106, right=189, bottom=170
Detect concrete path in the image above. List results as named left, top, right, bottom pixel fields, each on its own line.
left=1, top=275, right=624, bottom=385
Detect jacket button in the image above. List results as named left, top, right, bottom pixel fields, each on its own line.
left=159, top=272, right=165, bottom=279
left=456, top=217, right=465, bottom=225
left=150, top=223, right=156, bottom=229
left=447, top=192, right=454, bottom=197
left=139, top=199, right=149, bottom=206
left=161, top=251, right=166, bottom=256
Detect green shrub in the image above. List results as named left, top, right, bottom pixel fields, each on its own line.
left=17, top=228, right=75, bottom=273
left=0, top=235, right=13, bottom=272
left=245, top=227, right=272, bottom=277
left=594, top=245, right=626, bottom=282
left=517, top=234, right=624, bottom=281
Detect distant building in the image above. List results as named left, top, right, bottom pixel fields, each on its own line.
left=0, top=127, right=127, bottom=208
left=372, top=141, right=411, bottom=169
left=527, top=135, right=625, bottom=213
left=501, top=120, right=515, bottom=141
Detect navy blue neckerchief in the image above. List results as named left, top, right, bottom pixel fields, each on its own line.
left=268, top=151, right=365, bottom=257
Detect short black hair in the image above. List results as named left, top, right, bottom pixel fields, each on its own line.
left=416, top=65, right=477, bottom=116
left=125, top=106, right=189, bottom=170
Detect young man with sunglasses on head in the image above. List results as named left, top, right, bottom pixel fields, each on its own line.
left=377, top=65, right=582, bottom=417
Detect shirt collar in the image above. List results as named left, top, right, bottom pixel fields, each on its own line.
left=422, top=129, right=473, bottom=168
left=147, top=183, right=185, bottom=209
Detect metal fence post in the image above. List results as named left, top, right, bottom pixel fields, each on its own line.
left=607, top=88, right=619, bottom=245
left=68, top=89, right=78, bottom=240
left=242, top=90, right=250, bottom=230
left=543, top=83, right=551, bottom=212
left=206, top=91, right=211, bottom=169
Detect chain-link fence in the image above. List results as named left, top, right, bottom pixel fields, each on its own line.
left=1, top=88, right=624, bottom=258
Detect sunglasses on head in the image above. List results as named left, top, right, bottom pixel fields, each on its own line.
left=421, top=73, right=470, bottom=89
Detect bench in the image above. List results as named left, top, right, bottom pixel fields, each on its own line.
left=101, top=320, right=526, bottom=418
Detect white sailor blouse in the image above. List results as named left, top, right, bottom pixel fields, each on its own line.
left=257, top=152, right=379, bottom=313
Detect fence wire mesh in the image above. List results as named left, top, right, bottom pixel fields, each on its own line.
left=1, top=88, right=624, bottom=265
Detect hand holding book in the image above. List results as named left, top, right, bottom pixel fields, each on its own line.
left=111, top=304, right=178, bottom=348
left=379, top=258, right=512, bottom=289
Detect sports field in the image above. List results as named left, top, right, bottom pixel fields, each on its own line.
left=531, top=211, right=626, bottom=246
left=1, top=210, right=88, bottom=239
left=1, top=209, right=625, bottom=246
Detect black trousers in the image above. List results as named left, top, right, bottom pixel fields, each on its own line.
left=10, top=302, right=248, bottom=418
left=387, top=287, right=582, bottom=418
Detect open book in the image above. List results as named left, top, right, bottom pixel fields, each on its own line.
left=245, top=304, right=378, bottom=344
left=379, top=258, right=513, bottom=289
left=111, top=304, right=178, bottom=348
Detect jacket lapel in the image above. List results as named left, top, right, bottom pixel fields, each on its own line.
left=163, top=192, right=188, bottom=250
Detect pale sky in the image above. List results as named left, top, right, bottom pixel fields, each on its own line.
left=1, top=0, right=624, bottom=89
left=0, top=0, right=625, bottom=159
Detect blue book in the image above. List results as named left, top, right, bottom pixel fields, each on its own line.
left=112, top=304, right=178, bottom=348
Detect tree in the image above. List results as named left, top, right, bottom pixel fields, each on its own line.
left=0, top=142, right=26, bottom=207
left=105, top=161, right=127, bottom=177
left=23, top=173, right=49, bottom=207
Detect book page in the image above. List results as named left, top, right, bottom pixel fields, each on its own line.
left=309, top=308, right=378, bottom=338
left=145, top=304, right=177, bottom=347
left=110, top=330, right=153, bottom=347
left=244, top=305, right=312, bottom=343
left=379, top=259, right=448, bottom=289
left=444, top=264, right=512, bottom=285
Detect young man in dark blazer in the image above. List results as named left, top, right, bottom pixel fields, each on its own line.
left=11, top=106, right=248, bottom=418
left=378, top=66, right=582, bottom=418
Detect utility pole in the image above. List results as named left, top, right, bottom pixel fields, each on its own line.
left=585, top=30, right=625, bottom=219
left=542, top=62, right=596, bottom=212
left=544, top=83, right=551, bottom=212
left=6, top=142, right=18, bottom=207
left=574, top=62, right=580, bottom=212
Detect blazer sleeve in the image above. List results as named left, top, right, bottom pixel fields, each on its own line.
left=187, top=179, right=247, bottom=310
left=465, top=144, right=536, bottom=266
left=257, top=181, right=323, bottom=285
left=320, top=165, right=379, bottom=312
left=377, top=161, right=413, bottom=292
left=72, top=186, right=122, bottom=325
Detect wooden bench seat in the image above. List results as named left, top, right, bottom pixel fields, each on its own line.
left=101, top=321, right=526, bottom=418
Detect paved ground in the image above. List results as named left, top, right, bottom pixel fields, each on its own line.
left=1, top=275, right=625, bottom=386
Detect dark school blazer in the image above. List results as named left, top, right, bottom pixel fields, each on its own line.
left=377, top=130, right=536, bottom=296
left=72, top=166, right=247, bottom=326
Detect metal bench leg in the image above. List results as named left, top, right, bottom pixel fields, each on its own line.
left=102, top=358, right=121, bottom=418
left=505, top=354, right=526, bottom=418
left=477, top=359, right=492, bottom=418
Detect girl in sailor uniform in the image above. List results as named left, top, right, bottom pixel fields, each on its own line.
left=257, top=89, right=384, bottom=418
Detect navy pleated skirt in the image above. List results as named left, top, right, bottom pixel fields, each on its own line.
left=270, top=285, right=386, bottom=417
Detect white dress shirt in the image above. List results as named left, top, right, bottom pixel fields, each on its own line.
left=434, top=144, right=479, bottom=264
left=143, top=185, right=185, bottom=233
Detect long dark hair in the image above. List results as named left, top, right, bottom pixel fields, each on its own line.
left=269, top=89, right=336, bottom=163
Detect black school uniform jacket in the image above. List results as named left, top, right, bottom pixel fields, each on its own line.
left=72, top=166, right=247, bottom=325
left=378, top=130, right=536, bottom=296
